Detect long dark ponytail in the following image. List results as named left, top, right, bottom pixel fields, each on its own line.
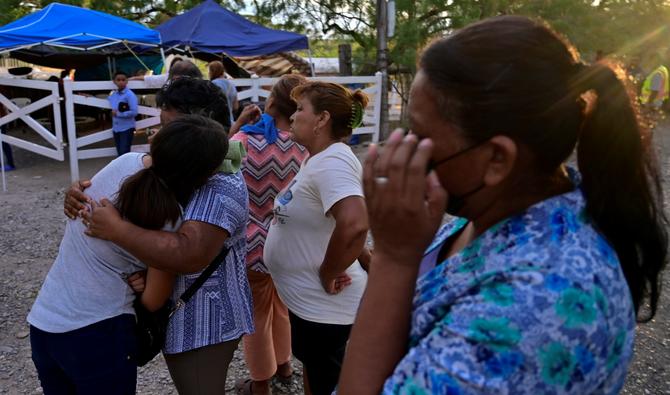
left=575, top=63, right=667, bottom=319
left=115, top=115, right=228, bottom=230
left=420, top=15, right=667, bottom=320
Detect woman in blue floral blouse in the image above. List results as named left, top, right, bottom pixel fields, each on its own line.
left=339, top=16, right=668, bottom=395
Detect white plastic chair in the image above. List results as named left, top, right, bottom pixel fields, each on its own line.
left=10, top=97, right=31, bottom=108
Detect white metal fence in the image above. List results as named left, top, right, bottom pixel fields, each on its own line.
left=0, top=72, right=383, bottom=184
left=64, top=80, right=161, bottom=181
left=232, top=72, right=383, bottom=141
left=0, top=78, right=64, bottom=160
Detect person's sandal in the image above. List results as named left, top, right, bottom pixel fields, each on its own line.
left=235, top=378, right=272, bottom=395
left=274, top=369, right=293, bottom=385
left=275, top=374, right=292, bottom=385
left=235, top=378, right=254, bottom=395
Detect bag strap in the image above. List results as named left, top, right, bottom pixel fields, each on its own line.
left=171, top=246, right=229, bottom=314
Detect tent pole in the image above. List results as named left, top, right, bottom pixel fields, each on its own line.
left=160, top=47, right=166, bottom=73
left=186, top=46, right=196, bottom=60
left=107, top=56, right=113, bottom=79
left=0, top=130, right=6, bottom=192
left=307, top=42, right=315, bottom=77
left=122, top=41, right=151, bottom=71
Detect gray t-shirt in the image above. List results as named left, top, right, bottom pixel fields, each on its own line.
left=28, top=153, right=148, bottom=333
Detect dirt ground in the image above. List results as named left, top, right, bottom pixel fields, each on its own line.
left=0, top=123, right=669, bottom=394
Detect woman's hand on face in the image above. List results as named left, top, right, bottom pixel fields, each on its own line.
left=82, top=198, right=124, bottom=241
left=363, top=129, right=447, bottom=265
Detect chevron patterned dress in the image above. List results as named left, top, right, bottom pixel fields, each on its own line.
left=231, top=131, right=308, bottom=273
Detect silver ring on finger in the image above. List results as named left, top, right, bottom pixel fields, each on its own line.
left=375, top=176, right=389, bottom=185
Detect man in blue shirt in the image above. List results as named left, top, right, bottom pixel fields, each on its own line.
left=108, top=71, right=138, bottom=156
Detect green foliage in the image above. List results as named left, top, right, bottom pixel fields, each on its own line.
left=510, top=0, right=670, bottom=60
left=249, top=0, right=670, bottom=73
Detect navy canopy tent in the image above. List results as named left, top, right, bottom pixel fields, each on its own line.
left=157, top=0, right=309, bottom=58
left=0, top=3, right=162, bottom=69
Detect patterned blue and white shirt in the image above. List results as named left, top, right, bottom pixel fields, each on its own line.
left=384, top=184, right=636, bottom=394
left=164, top=171, right=254, bottom=354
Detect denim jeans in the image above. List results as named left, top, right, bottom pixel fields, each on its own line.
left=113, top=128, right=135, bottom=156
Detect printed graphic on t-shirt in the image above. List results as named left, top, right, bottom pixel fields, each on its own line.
left=278, top=189, right=293, bottom=205
left=273, top=180, right=297, bottom=225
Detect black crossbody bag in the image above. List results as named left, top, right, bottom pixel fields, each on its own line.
left=134, top=247, right=229, bottom=366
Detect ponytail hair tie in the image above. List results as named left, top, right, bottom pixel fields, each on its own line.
left=348, top=100, right=364, bottom=129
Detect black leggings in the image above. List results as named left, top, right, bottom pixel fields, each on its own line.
left=289, top=311, right=352, bottom=395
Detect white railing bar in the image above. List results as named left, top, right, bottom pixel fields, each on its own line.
left=77, top=147, right=119, bottom=160
left=76, top=129, right=113, bottom=148
left=0, top=134, right=63, bottom=161
left=0, top=77, right=58, bottom=90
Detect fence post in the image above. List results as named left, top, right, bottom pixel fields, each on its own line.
left=51, top=81, right=64, bottom=149
left=338, top=44, right=353, bottom=76
left=251, top=74, right=260, bottom=102
left=64, top=80, right=79, bottom=182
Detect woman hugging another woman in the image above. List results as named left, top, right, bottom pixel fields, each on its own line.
left=28, top=115, right=228, bottom=394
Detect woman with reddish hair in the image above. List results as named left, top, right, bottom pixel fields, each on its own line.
left=264, top=81, right=370, bottom=395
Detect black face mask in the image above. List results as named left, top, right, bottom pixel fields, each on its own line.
left=427, top=140, right=487, bottom=215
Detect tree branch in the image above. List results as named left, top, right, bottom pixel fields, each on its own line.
left=324, top=23, right=369, bottom=48
left=319, top=2, right=373, bottom=28
left=126, top=6, right=177, bottom=19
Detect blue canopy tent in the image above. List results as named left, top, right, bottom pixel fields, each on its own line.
left=0, top=3, right=163, bottom=70
left=156, top=0, right=312, bottom=74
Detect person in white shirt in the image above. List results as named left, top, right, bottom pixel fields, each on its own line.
left=129, top=57, right=202, bottom=89
left=129, top=57, right=182, bottom=88
left=263, top=81, right=369, bottom=395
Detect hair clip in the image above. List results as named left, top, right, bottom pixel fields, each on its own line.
left=348, top=101, right=364, bottom=129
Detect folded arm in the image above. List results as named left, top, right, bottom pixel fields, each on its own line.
left=319, top=196, right=368, bottom=294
